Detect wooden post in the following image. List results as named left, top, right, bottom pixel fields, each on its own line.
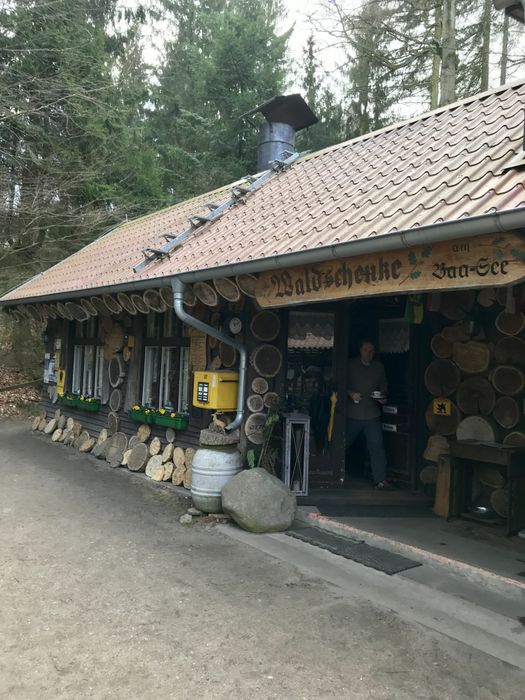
left=434, top=454, right=451, bottom=517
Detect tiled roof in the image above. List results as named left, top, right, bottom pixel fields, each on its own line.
left=3, top=80, right=525, bottom=303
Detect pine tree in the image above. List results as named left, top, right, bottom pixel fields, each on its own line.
left=296, top=34, right=347, bottom=152
left=151, top=0, right=290, bottom=201
left=0, top=0, right=162, bottom=292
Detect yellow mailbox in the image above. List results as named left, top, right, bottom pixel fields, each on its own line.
left=56, top=368, right=66, bottom=396
left=193, top=370, right=239, bottom=410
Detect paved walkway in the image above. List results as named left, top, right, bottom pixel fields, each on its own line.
left=1, top=418, right=524, bottom=699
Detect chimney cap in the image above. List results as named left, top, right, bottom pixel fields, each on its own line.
left=240, top=94, right=318, bottom=132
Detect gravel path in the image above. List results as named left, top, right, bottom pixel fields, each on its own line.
left=1, top=418, right=523, bottom=699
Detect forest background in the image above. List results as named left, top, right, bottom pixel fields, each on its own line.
left=0, top=0, right=524, bottom=404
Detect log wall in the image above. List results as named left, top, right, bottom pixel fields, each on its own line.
left=422, top=284, right=525, bottom=512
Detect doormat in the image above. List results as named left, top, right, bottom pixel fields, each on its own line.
left=286, top=526, right=422, bottom=575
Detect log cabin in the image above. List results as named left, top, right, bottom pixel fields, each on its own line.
left=2, top=82, right=525, bottom=530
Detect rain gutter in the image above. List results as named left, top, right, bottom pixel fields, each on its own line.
left=2, top=207, right=525, bottom=306
left=175, top=207, right=525, bottom=283
left=171, top=278, right=246, bottom=433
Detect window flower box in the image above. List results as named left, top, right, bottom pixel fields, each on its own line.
left=61, top=394, right=79, bottom=407
left=128, top=407, right=155, bottom=424
left=154, top=412, right=190, bottom=430
left=77, top=397, right=101, bottom=412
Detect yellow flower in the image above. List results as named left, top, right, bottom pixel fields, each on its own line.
left=159, top=408, right=166, bottom=414
left=170, top=412, right=176, bottom=418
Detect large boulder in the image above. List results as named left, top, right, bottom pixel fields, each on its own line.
left=221, top=468, right=297, bottom=533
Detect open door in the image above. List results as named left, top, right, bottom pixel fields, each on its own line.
left=286, top=310, right=336, bottom=484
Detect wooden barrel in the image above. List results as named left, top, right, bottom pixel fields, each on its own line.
left=191, top=447, right=242, bottom=513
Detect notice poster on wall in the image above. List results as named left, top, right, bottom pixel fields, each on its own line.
left=190, top=329, right=207, bottom=371
left=43, top=353, right=50, bottom=384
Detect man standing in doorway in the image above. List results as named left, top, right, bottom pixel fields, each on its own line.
left=347, top=339, right=392, bottom=489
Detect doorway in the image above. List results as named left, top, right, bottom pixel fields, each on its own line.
left=345, top=297, right=424, bottom=488
left=285, top=310, right=336, bottom=480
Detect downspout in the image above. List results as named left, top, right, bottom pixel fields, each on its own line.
left=171, top=277, right=246, bottom=433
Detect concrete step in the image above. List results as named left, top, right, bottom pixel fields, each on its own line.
left=218, top=523, right=525, bottom=672
left=295, top=507, right=525, bottom=604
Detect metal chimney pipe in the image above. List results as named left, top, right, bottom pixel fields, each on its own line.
left=258, top=121, right=296, bottom=172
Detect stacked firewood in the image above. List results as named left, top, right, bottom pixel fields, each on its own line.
left=32, top=409, right=195, bottom=490
left=422, top=302, right=525, bottom=518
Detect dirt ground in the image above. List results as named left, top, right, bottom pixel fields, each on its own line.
left=0, top=418, right=523, bottom=700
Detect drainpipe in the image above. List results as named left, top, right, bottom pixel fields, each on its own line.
left=171, top=277, right=246, bottom=433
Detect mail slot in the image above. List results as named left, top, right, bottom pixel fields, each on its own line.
left=193, top=370, right=239, bottom=410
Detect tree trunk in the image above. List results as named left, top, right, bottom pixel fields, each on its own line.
left=439, top=290, right=474, bottom=320
left=420, top=464, right=438, bottom=484
left=430, top=333, right=453, bottom=359
left=475, top=464, right=506, bottom=488
left=495, top=310, right=525, bottom=336
left=456, top=376, right=495, bottom=415
left=439, top=0, right=457, bottom=106
left=493, top=396, right=521, bottom=429
left=503, top=431, right=525, bottom=447
left=424, top=435, right=450, bottom=462
left=453, top=341, right=492, bottom=374
left=441, top=324, right=469, bottom=342
left=490, top=489, right=508, bottom=518
left=185, top=448, right=195, bottom=469
left=500, top=14, right=509, bottom=85
left=431, top=2, right=443, bottom=109
left=172, top=464, right=186, bottom=486
left=146, top=455, right=164, bottom=481
left=456, top=415, right=499, bottom=443
left=426, top=400, right=460, bottom=435
left=173, top=447, right=186, bottom=468
left=424, top=359, right=461, bottom=396
left=494, top=336, right=525, bottom=365
left=480, top=0, right=492, bottom=91
left=491, top=365, right=525, bottom=396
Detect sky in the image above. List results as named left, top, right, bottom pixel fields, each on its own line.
left=280, top=0, right=340, bottom=89
left=140, top=0, right=339, bottom=90
left=140, top=0, right=525, bottom=109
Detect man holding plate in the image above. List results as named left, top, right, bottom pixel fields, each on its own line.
left=347, top=339, right=392, bottom=490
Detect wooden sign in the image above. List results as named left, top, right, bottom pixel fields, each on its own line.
left=190, top=329, right=207, bottom=370
left=255, top=233, right=525, bottom=308
left=433, top=398, right=452, bottom=417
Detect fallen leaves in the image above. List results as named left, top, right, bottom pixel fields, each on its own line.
left=0, top=366, right=40, bottom=416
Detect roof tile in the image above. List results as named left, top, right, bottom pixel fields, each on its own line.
left=4, top=81, right=525, bottom=303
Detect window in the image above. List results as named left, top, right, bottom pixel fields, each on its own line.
left=142, top=311, right=190, bottom=412
left=71, top=319, right=104, bottom=397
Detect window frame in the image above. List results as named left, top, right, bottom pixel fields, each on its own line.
left=141, top=310, right=190, bottom=412
left=70, top=318, right=103, bottom=398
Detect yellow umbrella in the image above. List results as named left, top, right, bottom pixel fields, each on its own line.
left=327, top=391, right=337, bottom=442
